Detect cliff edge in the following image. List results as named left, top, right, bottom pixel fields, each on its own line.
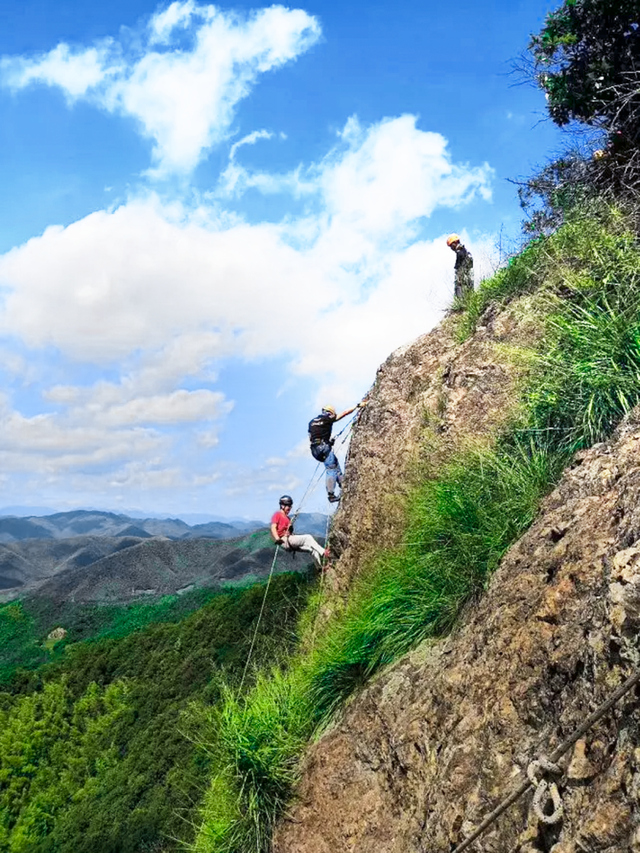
left=194, top=211, right=640, bottom=853
left=275, top=294, right=640, bottom=853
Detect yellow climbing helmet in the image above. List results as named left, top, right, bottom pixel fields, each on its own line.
left=446, top=233, right=461, bottom=247
left=322, top=405, right=336, bottom=417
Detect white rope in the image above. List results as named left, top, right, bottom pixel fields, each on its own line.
left=238, top=461, right=330, bottom=692
left=309, top=511, right=334, bottom=651
left=238, top=545, right=279, bottom=693
left=333, top=410, right=359, bottom=448
left=292, top=463, right=323, bottom=522
left=238, top=408, right=361, bottom=687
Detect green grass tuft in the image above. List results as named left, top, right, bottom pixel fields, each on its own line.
left=528, top=286, right=640, bottom=452
left=193, top=668, right=314, bottom=853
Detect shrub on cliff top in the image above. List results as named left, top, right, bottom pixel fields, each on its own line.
left=458, top=203, right=636, bottom=340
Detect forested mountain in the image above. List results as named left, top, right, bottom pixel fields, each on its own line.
left=0, top=509, right=261, bottom=542
left=0, top=573, right=311, bottom=853
left=0, top=529, right=304, bottom=600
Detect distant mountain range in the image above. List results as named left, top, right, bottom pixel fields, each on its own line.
left=0, top=509, right=329, bottom=542
left=0, top=509, right=329, bottom=603
left=0, top=530, right=311, bottom=603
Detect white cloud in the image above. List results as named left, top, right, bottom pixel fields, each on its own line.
left=196, top=429, right=221, bottom=449
left=0, top=113, right=495, bottom=513
left=1, top=43, right=112, bottom=99
left=148, top=0, right=198, bottom=44
left=0, top=3, right=320, bottom=174
left=0, top=357, right=232, bottom=498
left=265, top=456, right=286, bottom=466
left=229, top=128, right=276, bottom=160
left=0, top=411, right=163, bottom=467
left=0, top=116, right=493, bottom=401
left=103, top=389, right=232, bottom=426
left=320, top=115, right=491, bottom=235
left=107, top=462, right=184, bottom=490
left=224, top=464, right=304, bottom=499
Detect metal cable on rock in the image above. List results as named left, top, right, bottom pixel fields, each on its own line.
left=451, top=668, right=640, bottom=852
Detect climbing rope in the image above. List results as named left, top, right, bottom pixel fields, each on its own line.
left=309, top=511, right=334, bottom=652
left=290, top=464, right=324, bottom=529
left=451, top=667, right=640, bottom=852
left=238, top=461, right=331, bottom=691
left=291, top=407, right=359, bottom=527
left=238, top=406, right=362, bottom=691
left=238, top=544, right=280, bottom=693
left=304, top=410, right=360, bottom=648
left=334, top=408, right=362, bottom=448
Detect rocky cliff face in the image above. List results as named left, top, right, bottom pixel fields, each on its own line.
left=328, top=298, right=538, bottom=592
left=276, top=305, right=640, bottom=853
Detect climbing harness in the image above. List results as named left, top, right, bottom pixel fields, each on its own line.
left=451, top=668, right=640, bottom=852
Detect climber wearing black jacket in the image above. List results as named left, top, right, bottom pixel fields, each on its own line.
left=308, top=402, right=365, bottom=503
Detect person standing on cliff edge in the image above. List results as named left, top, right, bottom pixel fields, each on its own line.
left=308, top=402, right=366, bottom=503
left=446, top=234, right=474, bottom=301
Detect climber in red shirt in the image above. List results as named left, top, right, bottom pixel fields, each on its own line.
left=270, top=495, right=327, bottom=568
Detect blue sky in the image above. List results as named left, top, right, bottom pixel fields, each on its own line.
left=0, top=0, right=563, bottom=520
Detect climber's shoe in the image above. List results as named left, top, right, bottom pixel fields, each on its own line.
left=327, top=493, right=340, bottom=503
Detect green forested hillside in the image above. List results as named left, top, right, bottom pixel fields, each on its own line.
left=0, top=572, right=312, bottom=853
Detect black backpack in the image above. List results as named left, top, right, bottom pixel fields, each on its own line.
left=308, top=414, right=333, bottom=444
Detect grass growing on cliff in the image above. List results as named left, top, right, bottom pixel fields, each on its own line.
left=457, top=203, right=638, bottom=342
left=307, top=441, right=563, bottom=717
left=193, top=668, right=313, bottom=853
left=528, top=274, right=640, bottom=451
left=194, top=204, right=640, bottom=853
